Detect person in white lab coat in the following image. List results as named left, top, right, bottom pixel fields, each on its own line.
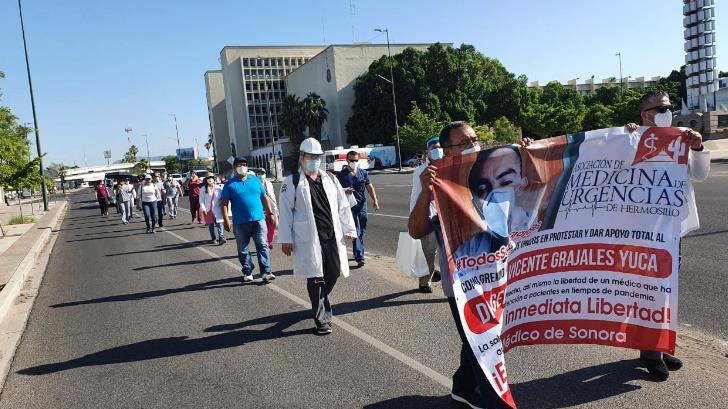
left=199, top=176, right=226, bottom=245
left=277, top=138, right=357, bottom=335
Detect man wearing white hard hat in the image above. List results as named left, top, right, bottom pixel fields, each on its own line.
left=277, top=138, right=357, bottom=335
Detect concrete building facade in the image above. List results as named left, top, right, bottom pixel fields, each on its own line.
left=219, top=46, right=326, bottom=158
left=529, top=76, right=663, bottom=96
left=204, top=70, right=232, bottom=174
left=285, top=44, right=434, bottom=149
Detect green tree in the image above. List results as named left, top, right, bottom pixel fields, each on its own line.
left=398, top=103, right=444, bottom=154
left=472, top=124, right=495, bottom=146
left=162, top=155, right=181, bottom=173
left=582, top=103, right=616, bottom=130
left=280, top=95, right=305, bottom=145
left=122, top=145, right=139, bottom=163
left=492, top=116, right=521, bottom=144
left=187, top=158, right=209, bottom=170
left=346, top=43, right=528, bottom=146
left=521, top=83, right=586, bottom=138
left=132, top=158, right=149, bottom=175
left=302, top=93, right=328, bottom=140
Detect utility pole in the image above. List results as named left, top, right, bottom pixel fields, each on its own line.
left=142, top=134, right=151, bottom=163
left=374, top=28, right=401, bottom=171
left=615, top=52, right=623, bottom=99
left=170, top=114, right=181, bottom=158
left=18, top=0, right=47, bottom=211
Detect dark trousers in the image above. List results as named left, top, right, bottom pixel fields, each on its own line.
left=97, top=198, right=108, bottom=215
left=306, top=237, right=341, bottom=328
left=352, top=207, right=367, bottom=262
left=156, top=200, right=164, bottom=227
left=448, top=298, right=510, bottom=409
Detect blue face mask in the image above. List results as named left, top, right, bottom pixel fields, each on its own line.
left=475, top=189, right=513, bottom=238
left=305, top=159, right=321, bottom=172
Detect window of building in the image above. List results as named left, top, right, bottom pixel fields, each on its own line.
left=718, top=115, right=728, bottom=127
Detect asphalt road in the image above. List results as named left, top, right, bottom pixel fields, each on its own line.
left=1, top=168, right=727, bottom=408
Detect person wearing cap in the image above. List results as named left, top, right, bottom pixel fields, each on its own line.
left=409, top=136, right=444, bottom=293
left=278, top=138, right=357, bottom=335
left=255, top=169, right=278, bottom=248
left=138, top=174, right=161, bottom=233
left=186, top=170, right=204, bottom=224
left=221, top=157, right=278, bottom=282
left=336, top=150, right=380, bottom=268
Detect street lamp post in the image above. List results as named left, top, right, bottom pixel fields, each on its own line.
left=142, top=134, right=151, bottom=163
left=169, top=113, right=181, bottom=157
left=615, top=52, right=623, bottom=98
left=374, top=28, right=402, bottom=171
left=18, top=0, right=47, bottom=211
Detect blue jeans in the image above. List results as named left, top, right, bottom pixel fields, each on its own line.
left=120, top=201, right=131, bottom=223
left=141, top=201, right=157, bottom=229
left=352, top=207, right=368, bottom=262
left=156, top=200, right=165, bottom=226
left=208, top=222, right=223, bottom=241
left=232, top=220, right=270, bottom=275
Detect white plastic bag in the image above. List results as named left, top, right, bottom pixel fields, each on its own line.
left=394, top=232, right=430, bottom=278
left=347, top=192, right=357, bottom=208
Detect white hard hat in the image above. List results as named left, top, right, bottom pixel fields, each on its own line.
left=299, top=138, right=324, bottom=155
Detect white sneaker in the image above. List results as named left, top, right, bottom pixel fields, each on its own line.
left=242, top=274, right=254, bottom=283
left=261, top=272, right=276, bottom=282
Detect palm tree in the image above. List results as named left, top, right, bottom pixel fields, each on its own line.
left=280, top=95, right=305, bottom=145
left=132, top=158, right=150, bottom=175
left=122, top=145, right=139, bottom=163
left=302, top=92, right=328, bottom=140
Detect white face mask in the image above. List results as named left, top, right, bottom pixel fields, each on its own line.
left=236, top=166, right=248, bottom=175
left=429, top=148, right=444, bottom=161
left=475, top=188, right=513, bottom=238
left=654, top=110, right=673, bottom=127
left=305, top=159, right=321, bottom=173
left=461, top=144, right=481, bottom=155
left=348, top=160, right=358, bottom=170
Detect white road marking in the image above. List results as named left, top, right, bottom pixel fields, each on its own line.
left=379, top=184, right=413, bottom=188
left=163, top=229, right=452, bottom=390
left=369, top=213, right=409, bottom=219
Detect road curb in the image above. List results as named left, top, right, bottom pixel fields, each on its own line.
left=0, top=200, right=68, bottom=393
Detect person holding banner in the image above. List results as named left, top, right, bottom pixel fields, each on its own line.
left=409, top=121, right=513, bottom=409
left=409, top=136, right=444, bottom=293
left=624, top=90, right=710, bottom=381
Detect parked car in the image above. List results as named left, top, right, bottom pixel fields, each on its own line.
left=403, top=154, right=426, bottom=167
left=170, top=173, right=183, bottom=184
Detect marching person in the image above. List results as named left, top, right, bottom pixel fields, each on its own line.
left=154, top=174, right=166, bottom=229
left=256, top=168, right=278, bottom=249
left=626, top=90, right=710, bottom=381
left=199, top=175, right=226, bottom=245
left=409, top=121, right=512, bottom=409
left=221, top=157, right=278, bottom=283
left=186, top=170, right=204, bottom=224
left=163, top=175, right=183, bottom=219
left=336, top=150, right=379, bottom=267
left=409, top=136, right=444, bottom=293
left=138, top=174, right=161, bottom=234
left=94, top=181, right=109, bottom=216
left=278, top=138, right=357, bottom=335
left=116, top=179, right=132, bottom=225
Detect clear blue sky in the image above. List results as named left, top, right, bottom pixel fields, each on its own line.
left=0, top=0, right=725, bottom=167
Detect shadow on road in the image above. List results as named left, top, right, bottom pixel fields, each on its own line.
left=65, top=226, right=198, bottom=243
left=17, top=309, right=313, bottom=376
left=510, top=359, right=649, bottom=409
left=362, top=395, right=458, bottom=408
left=49, top=277, right=243, bottom=308
left=133, top=256, right=240, bottom=271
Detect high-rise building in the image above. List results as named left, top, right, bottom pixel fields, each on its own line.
left=204, top=70, right=231, bottom=173
left=683, top=0, right=717, bottom=111
left=218, top=46, right=326, bottom=158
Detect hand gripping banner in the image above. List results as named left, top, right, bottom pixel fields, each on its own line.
left=432, top=127, right=692, bottom=408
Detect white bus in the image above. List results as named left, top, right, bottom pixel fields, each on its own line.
left=323, top=145, right=396, bottom=172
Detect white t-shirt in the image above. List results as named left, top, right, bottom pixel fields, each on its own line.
left=139, top=184, right=159, bottom=203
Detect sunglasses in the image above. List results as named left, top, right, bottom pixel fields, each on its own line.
left=643, top=105, right=673, bottom=113
left=442, top=136, right=478, bottom=148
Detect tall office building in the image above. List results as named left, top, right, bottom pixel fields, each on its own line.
left=219, top=46, right=326, bottom=158
left=204, top=70, right=232, bottom=173
left=683, top=0, right=717, bottom=111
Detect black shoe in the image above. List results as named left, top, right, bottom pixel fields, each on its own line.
left=315, top=325, right=332, bottom=336
left=450, top=390, right=483, bottom=409
left=419, top=285, right=433, bottom=293
left=356, top=260, right=365, bottom=267
left=146, top=228, right=150, bottom=234
left=640, top=353, right=669, bottom=381
left=432, top=271, right=441, bottom=282
left=663, top=353, right=683, bottom=371
left=219, top=239, right=226, bottom=245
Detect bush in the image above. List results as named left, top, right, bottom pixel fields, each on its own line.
left=8, top=215, right=35, bottom=225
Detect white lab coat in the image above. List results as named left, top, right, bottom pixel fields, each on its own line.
left=682, top=148, right=710, bottom=236
left=199, top=185, right=226, bottom=223
left=277, top=170, right=357, bottom=279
